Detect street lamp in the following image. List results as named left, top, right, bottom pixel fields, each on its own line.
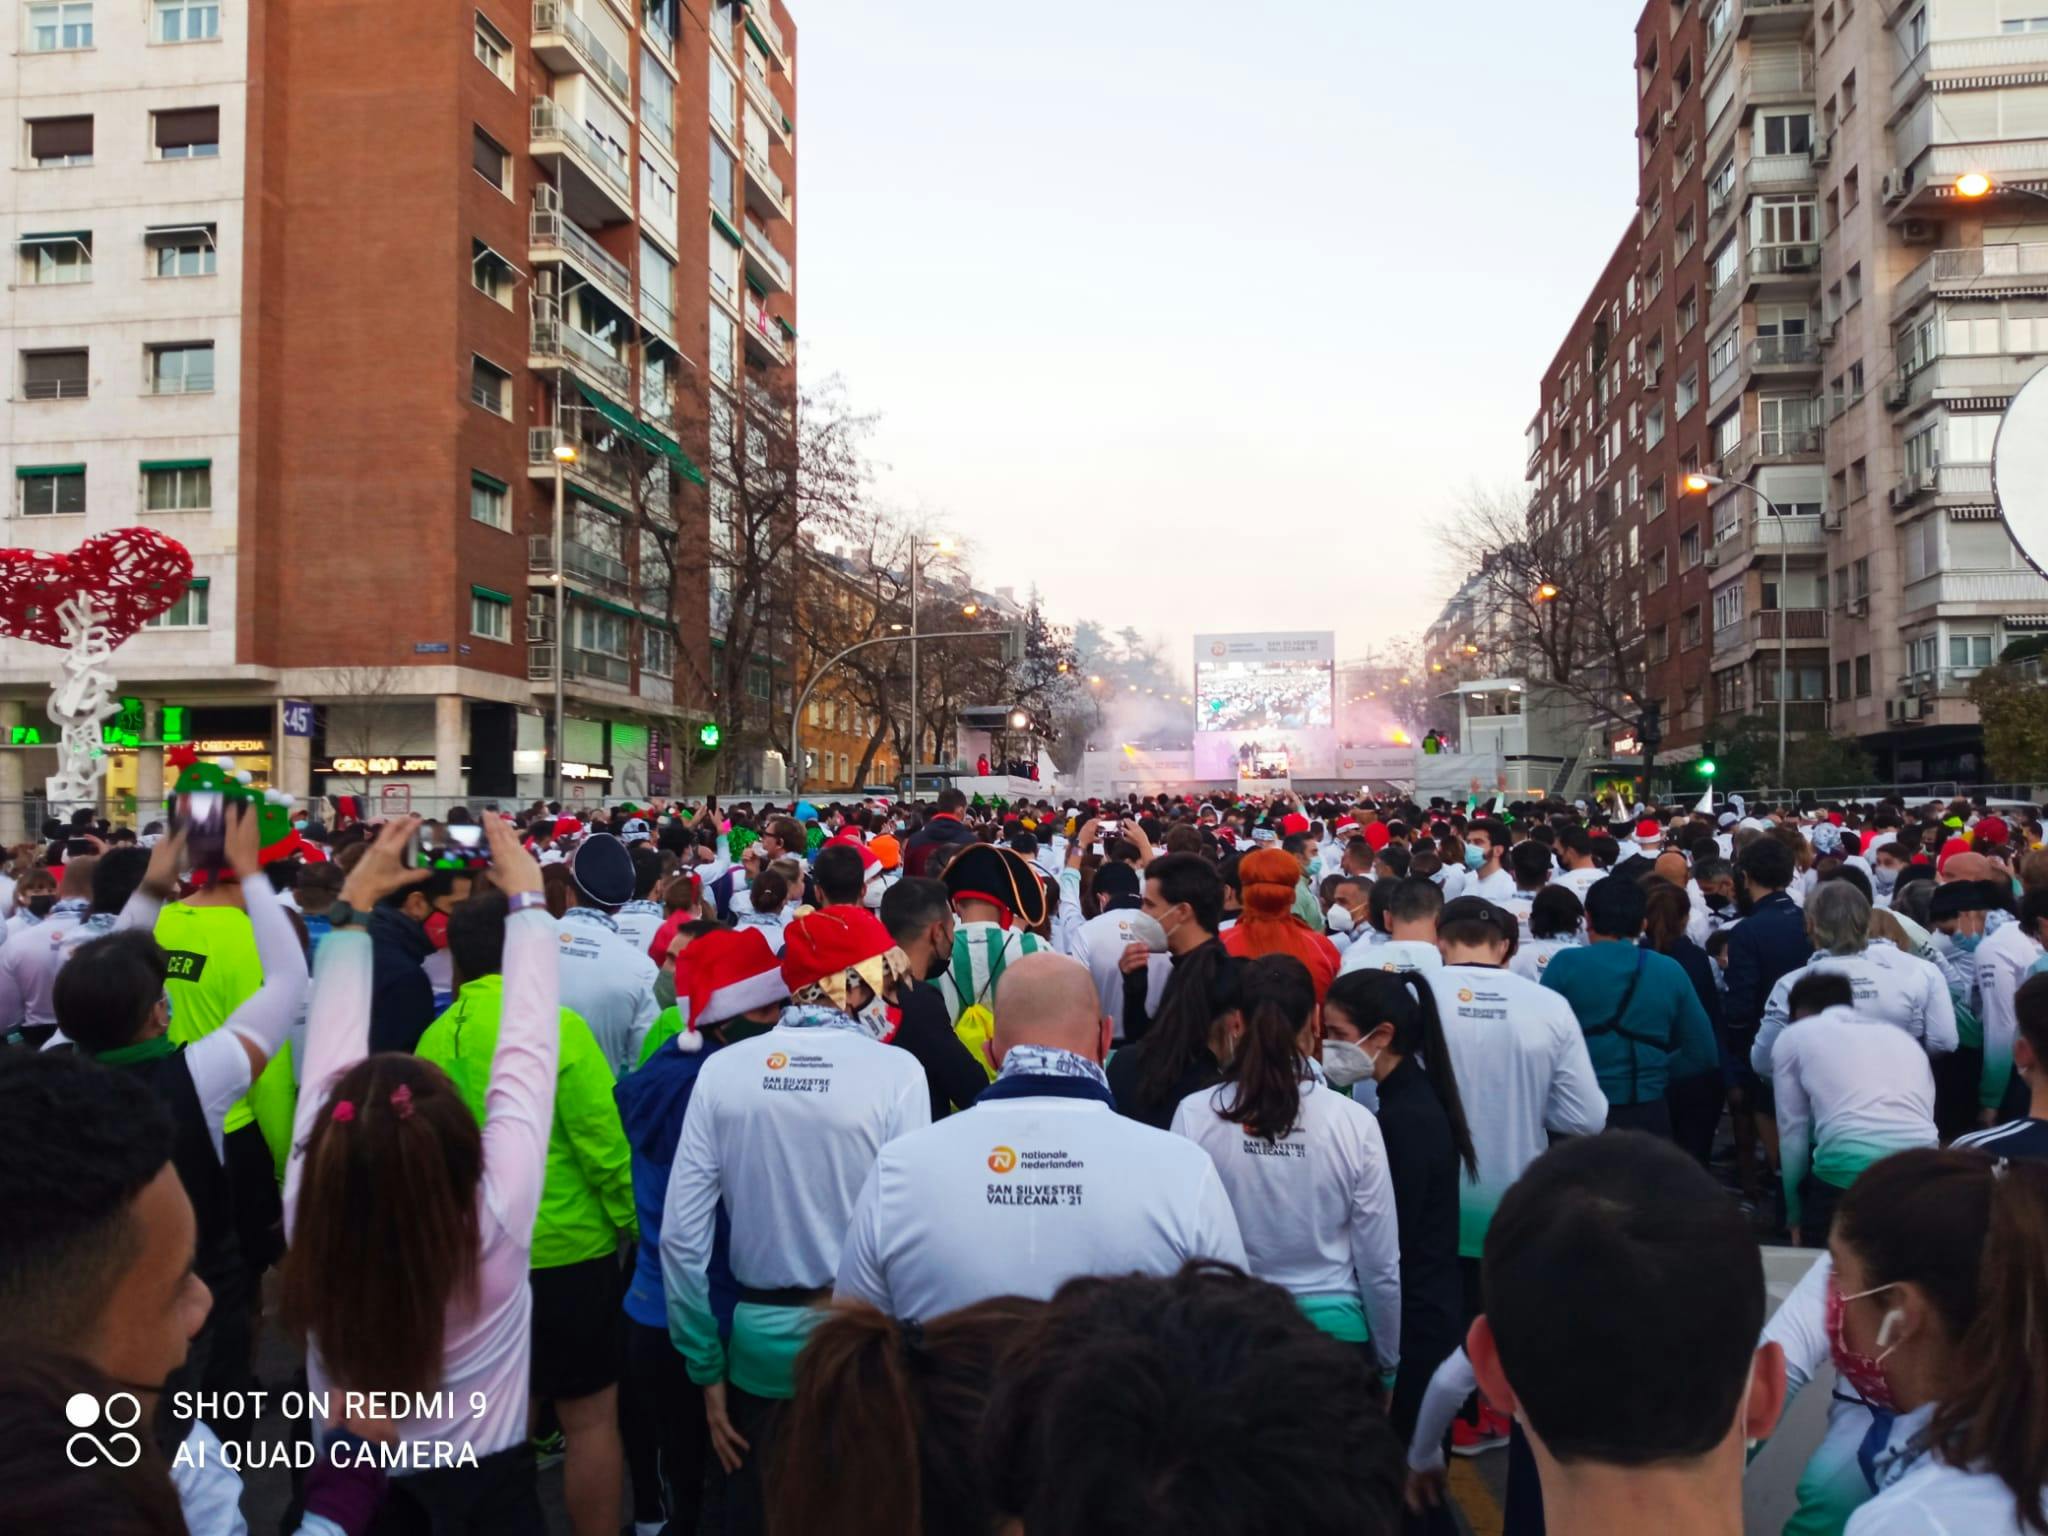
left=1954, top=172, right=2048, bottom=204
left=1535, top=582, right=1561, bottom=602
left=551, top=435, right=578, bottom=802
left=1685, top=471, right=1794, bottom=786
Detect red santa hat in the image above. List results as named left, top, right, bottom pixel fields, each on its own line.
left=676, top=928, right=788, bottom=1034
left=1635, top=819, right=1663, bottom=841
left=1278, top=812, right=1311, bottom=837
left=781, top=906, right=898, bottom=1000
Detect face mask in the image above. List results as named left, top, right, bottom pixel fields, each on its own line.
left=1129, top=912, right=1171, bottom=954
left=1327, top=905, right=1357, bottom=935
left=1826, top=1274, right=1905, bottom=1412
left=1873, top=867, right=1899, bottom=895
left=925, top=932, right=953, bottom=981
left=855, top=992, right=895, bottom=1040
left=1464, top=846, right=1486, bottom=870
left=1703, top=892, right=1731, bottom=912
left=1321, top=1038, right=1376, bottom=1087
left=655, top=969, right=678, bottom=1010
left=1954, top=933, right=1983, bottom=954
left=25, top=894, right=55, bottom=918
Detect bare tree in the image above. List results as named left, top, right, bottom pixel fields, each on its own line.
left=308, top=666, right=414, bottom=801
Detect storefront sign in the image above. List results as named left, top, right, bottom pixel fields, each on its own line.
left=560, top=761, right=613, bottom=781
left=321, top=756, right=438, bottom=776
left=1613, top=732, right=1641, bottom=758
left=380, top=783, right=412, bottom=815
left=282, top=700, right=315, bottom=738
left=196, top=738, right=270, bottom=755
left=102, top=696, right=146, bottom=750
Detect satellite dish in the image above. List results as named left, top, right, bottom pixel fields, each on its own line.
left=1995, top=367, right=2048, bottom=578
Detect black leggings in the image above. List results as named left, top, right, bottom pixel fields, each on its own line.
left=381, top=1442, right=546, bottom=1536
left=622, top=1319, right=711, bottom=1533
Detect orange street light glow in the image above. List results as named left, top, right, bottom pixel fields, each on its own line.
left=1955, top=172, right=1993, bottom=199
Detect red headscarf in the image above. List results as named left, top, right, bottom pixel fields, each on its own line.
left=1222, top=848, right=1339, bottom=999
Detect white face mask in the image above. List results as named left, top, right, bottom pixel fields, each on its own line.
left=1321, top=1038, right=1377, bottom=1088
left=1874, top=866, right=1899, bottom=895
left=1327, top=905, right=1357, bottom=934
left=862, top=880, right=885, bottom=909
left=1128, top=912, right=1171, bottom=954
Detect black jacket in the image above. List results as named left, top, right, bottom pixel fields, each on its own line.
left=891, top=980, right=989, bottom=1121
left=368, top=906, right=437, bottom=1055
left=1722, top=890, right=1808, bottom=1045
left=902, top=814, right=977, bottom=880
left=1375, top=1056, right=1464, bottom=1439
left=1106, top=1038, right=1221, bottom=1131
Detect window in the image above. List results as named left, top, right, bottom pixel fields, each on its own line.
left=146, top=342, right=213, bottom=395
left=1760, top=113, right=1812, bottom=156
left=1755, top=195, right=1816, bottom=245
left=474, top=11, right=511, bottom=82
left=145, top=579, right=209, bottom=629
left=639, top=158, right=678, bottom=240
left=1649, top=549, right=1669, bottom=589
left=645, top=0, right=678, bottom=55
left=21, top=348, right=87, bottom=400
left=1708, top=323, right=1739, bottom=378
left=1645, top=404, right=1667, bottom=447
left=1845, top=263, right=1862, bottom=308
left=574, top=603, right=628, bottom=657
left=1850, top=457, right=1867, bottom=499
left=152, top=107, right=219, bottom=159
left=470, top=587, right=511, bottom=642
left=1852, top=556, right=1870, bottom=598
left=1648, top=626, right=1670, bottom=664
left=642, top=345, right=675, bottom=421
left=1681, top=525, right=1703, bottom=568
left=709, top=220, right=739, bottom=305
left=26, top=115, right=92, bottom=167
left=1841, top=70, right=1857, bottom=116
left=2003, top=15, right=2048, bottom=32
left=746, top=663, right=770, bottom=699
left=1708, top=156, right=1735, bottom=213
left=1676, top=366, right=1700, bottom=415
left=1855, top=654, right=1871, bottom=696
left=27, top=2, right=92, bottom=51
left=469, top=355, right=510, bottom=416
left=1675, top=206, right=1697, bottom=258
left=708, top=304, right=735, bottom=383
left=1646, top=479, right=1667, bottom=521
left=1683, top=606, right=1704, bottom=648
left=1713, top=583, right=1744, bottom=630
left=1843, top=168, right=1860, bottom=211
left=472, top=127, right=510, bottom=193
left=642, top=625, right=674, bottom=676
left=17, top=465, right=84, bottom=515
left=1645, top=258, right=1665, bottom=302
left=470, top=470, right=508, bottom=529
left=19, top=232, right=90, bottom=285
left=1950, top=634, right=1994, bottom=671
left=146, top=224, right=216, bottom=278
left=709, top=51, right=736, bottom=139
left=143, top=460, right=210, bottom=511
left=1908, top=635, right=1939, bottom=675
left=708, top=135, right=735, bottom=217
left=155, top=0, right=218, bottom=42
left=641, top=48, right=675, bottom=141
left=1848, top=361, right=1865, bottom=400
left=471, top=240, right=516, bottom=306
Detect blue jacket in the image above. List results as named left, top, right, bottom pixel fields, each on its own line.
left=1542, top=940, right=1719, bottom=1106
left=1723, top=891, right=1809, bottom=1042
left=614, top=1035, right=737, bottom=1336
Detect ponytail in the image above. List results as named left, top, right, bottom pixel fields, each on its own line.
left=1326, top=970, right=1478, bottom=1182
left=1929, top=1158, right=2048, bottom=1535
left=769, top=1297, right=1043, bottom=1536
left=1136, top=940, right=1241, bottom=1119
left=1218, top=955, right=1317, bottom=1142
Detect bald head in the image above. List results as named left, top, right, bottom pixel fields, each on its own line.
left=57, top=857, right=96, bottom=899
left=991, top=951, right=1112, bottom=1065
left=1653, top=851, right=1689, bottom=889
left=1942, top=851, right=1995, bottom=884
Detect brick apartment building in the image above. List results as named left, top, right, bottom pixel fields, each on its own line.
left=1524, top=0, right=2048, bottom=787
left=0, top=0, right=796, bottom=827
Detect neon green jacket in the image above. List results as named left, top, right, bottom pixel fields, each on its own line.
left=417, top=974, right=636, bottom=1268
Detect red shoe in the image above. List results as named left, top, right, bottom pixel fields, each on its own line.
left=1450, top=1414, right=1509, bottom=1457
left=1479, top=1405, right=1516, bottom=1439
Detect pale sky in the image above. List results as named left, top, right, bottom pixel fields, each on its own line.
left=793, top=1, right=1639, bottom=672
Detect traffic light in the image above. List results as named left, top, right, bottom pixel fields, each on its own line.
left=1695, top=757, right=1717, bottom=780
left=698, top=721, right=722, bottom=749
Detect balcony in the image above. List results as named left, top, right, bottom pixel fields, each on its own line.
left=1748, top=151, right=1817, bottom=193
left=529, top=196, right=631, bottom=313
left=742, top=299, right=787, bottom=366
left=531, top=2, right=632, bottom=107
left=530, top=309, right=632, bottom=402
left=742, top=143, right=789, bottom=220
left=530, top=97, right=634, bottom=226
left=747, top=3, right=789, bottom=70
left=743, top=66, right=791, bottom=145
left=1738, top=0, right=1813, bottom=34
left=1894, top=242, right=2048, bottom=316
left=639, top=284, right=675, bottom=342
left=1709, top=511, right=1827, bottom=569
left=743, top=214, right=792, bottom=293
left=1901, top=568, right=2048, bottom=615
left=1890, top=140, right=2048, bottom=219
left=1890, top=352, right=2042, bottom=415
left=1719, top=426, right=1823, bottom=481
left=1740, top=54, right=1816, bottom=110
left=1754, top=607, right=1829, bottom=643
left=1749, top=333, right=1821, bottom=373
left=529, top=534, right=632, bottom=594
left=528, top=427, right=634, bottom=499
left=1894, top=31, right=2048, bottom=115
left=568, top=647, right=631, bottom=685
left=1747, top=242, right=1822, bottom=286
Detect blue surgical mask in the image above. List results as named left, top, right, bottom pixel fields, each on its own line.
left=1464, top=846, right=1486, bottom=870
left=1954, top=932, right=1983, bottom=954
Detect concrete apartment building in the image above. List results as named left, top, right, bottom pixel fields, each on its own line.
left=1526, top=0, right=2048, bottom=787
left=0, top=0, right=797, bottom=822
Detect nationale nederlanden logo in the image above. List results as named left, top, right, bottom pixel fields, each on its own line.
left=987, top=1146, right=1017, bottom=1174
left=1209, top=641, right=1226, bottom=657
left=1458, top=988, right=1475, bottom=1003
left=765, top=1052, right=789, bottom=1071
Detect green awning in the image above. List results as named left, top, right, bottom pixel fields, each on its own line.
left=711, top=211, right=743, bottom=248
left=471, top=584, right=512, bottom=604
left=574, top=383, right=705, bottom=486
left=781, top=114, right=793, bottom=135
left=745, top=273, right=766, bottom=297
left=141, top=458, right=211, bottom=473
left=568, top=487, right=632, bottom=521
left=470, top=469, right=508, bottom=493
left=187, top=577, right=211, bottom=589
left=744, top=17, right=775, bottom=57
left=641, top=610, right=676, bottom=632
left=574, top=592, right=640, bottom=621
left=16, top=464, right=82, bottom=478
left=775, top=317, right=797, bottom=339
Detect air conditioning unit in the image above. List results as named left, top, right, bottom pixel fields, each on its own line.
left=1889, top=483, right=1922, bottom=511
left=1882, top=377, right=1911, bottom=409
left=1810, top=133, right=1833, bottom=167
left=1821, top=508, right=1844, bottom=531
left=1882, top=170, right=1911, bottom=204
left=1847, top=596, right=1869, bottom=618
left=1914, top=464, right=1941, bottom=492
left=1705, top=546, right=1723, bottom=567
left=1663, top=110, right=1679, bottom=130
left=1818, top=318, right=1839, bottom=347
left=1644, top=366, right=1663, bottom=389
left=1778, top=245, right=1817, bottom=271
left=1900, top=218, right=1940, bottom=246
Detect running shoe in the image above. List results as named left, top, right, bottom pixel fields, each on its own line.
left=1450, top=1415, right=1509, bottom=1456
left=532, top=1428, right=566, bottom=1469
